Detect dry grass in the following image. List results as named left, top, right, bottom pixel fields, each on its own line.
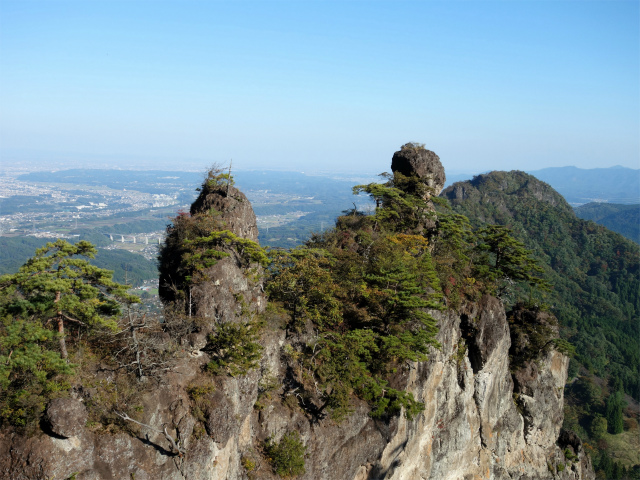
left=603, top=428, right=640, bottom=467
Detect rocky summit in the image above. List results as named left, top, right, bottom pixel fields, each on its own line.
left=0, top=148, right=595, bottom=480
left=391, top=143, right=446, bottom=197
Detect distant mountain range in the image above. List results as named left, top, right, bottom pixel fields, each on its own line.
left=528, top=165, right=639, bottom=205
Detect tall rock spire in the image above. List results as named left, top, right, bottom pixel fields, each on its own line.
left=391, top=142, right=446, bottom=197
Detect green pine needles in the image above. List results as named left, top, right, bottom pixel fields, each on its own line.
left=267, top=169, right=552, bottom=422
left=264, top=431, right=307, bottom=478
left=205, top=320, right=264, bottom=377
left=267, top=172, right=444, bottom=421
left=0, top=239, right=137, bottom=428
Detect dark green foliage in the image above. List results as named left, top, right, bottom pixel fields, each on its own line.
left=591, top=415, right=608, bottom=439
left=474, top=225, right=550, bottom=296
left=268, top=171, right=448, bottom=420
left=0, top=240, right=137, bottom=428
left=352, top=172, right=436, bottom=233
left=0, top=317, right=72, bottom=427
left=605, top=391, right=626, bottom=435
left=594, top=450, right=626, bottom=480
left=575, top=203, right=640, bottom=244
left=205, top=320, right=263, bottom=377
left=442, top=171, right=640, bottom=401
left=268, top=233, right=441, bottom=419
left=264, top=431, right=306, bottom=478
left=1, top=240, right=137, bottom=354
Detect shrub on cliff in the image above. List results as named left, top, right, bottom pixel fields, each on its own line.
left=267, top=171, right=443, bottom=420
left=205, top=320, right=263, bottom=376
left=267, top=166, right=552, bottom=421
left=264, top=431, right=306, bottom=478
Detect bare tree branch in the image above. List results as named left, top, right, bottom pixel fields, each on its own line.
left=114, top=411, right=186, bottom=456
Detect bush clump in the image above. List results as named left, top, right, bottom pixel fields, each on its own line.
left=264, top=431, right=306, bottom=478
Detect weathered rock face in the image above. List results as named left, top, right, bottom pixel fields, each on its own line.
left=0, top=170, right=594, bottom=480
left=158, top=182, right=265, bottom=327
left=0, top=295, right=594, bottom=480
left=45, top=398, right=87, bottom=439
left=391, top=144, right=446, bottom=196
left=189, top=184, right=259, bottom=243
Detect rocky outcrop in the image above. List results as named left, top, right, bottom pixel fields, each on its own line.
left=158, top=180, right=265, bottom=328
left=0, top=295, right=593, bottom=480
left=391, top=144, right=446, bottom=197
left=0, top=157, right=594, bottom=480
left=43, top=398, right=87, bottom=439
left=189, top=184, right=259, bottom=243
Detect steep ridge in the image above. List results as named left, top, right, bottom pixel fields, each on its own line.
left=0, top=153, right=595, bottom=479
left=441, top=171, right=640, bottom=476
left=441, top=171, right=639, bottom=400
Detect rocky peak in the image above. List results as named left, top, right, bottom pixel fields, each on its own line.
left=442, top=170, right=573, bottom=215
left=158, top=174, right=265, bottom=325
left=190, top=183, right=259, bottom=242
left=0, top=157, right=595, bottom=480
left=391, top=143, right=446, bottom=196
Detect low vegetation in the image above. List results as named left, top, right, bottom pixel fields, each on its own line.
left=264, top=431, right=307, bottom=478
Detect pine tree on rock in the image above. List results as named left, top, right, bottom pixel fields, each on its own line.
left=1, top=239, right=137, bottom=359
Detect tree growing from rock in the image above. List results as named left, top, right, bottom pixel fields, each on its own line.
left=0, top=240, right=137, bottom=427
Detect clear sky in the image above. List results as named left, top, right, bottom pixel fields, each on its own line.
left=0, top=0, right=638, bottom=174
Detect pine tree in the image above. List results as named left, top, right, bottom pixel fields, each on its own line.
left=0, top=240, right=137, bottom=427
left=474, top=225, right=550, bottom=297
left=606, top=390, right=626, bottom=434
left=2, top=239, right=137, bottom=359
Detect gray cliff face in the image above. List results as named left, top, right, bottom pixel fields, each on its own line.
left=0, top=176, right=594, bottom=480
left=0, top=297, right=594, bottom=480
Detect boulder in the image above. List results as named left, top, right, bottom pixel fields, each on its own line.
left=45, top=397, right=87, bottom=438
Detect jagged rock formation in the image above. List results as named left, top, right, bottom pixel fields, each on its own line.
left=0, top=294, right=593, bottom=479
left=158, top=180, right=265, bottom=326
left=0, top=158, right=595, bottom=480
left=391, top=143, right=446, bottom=197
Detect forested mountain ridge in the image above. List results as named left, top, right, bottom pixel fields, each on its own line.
left=441, top=170, right=639, bottom=398
left=442, top=170, right=640, bottom=477
left=575, top=203, right=640, bottom=244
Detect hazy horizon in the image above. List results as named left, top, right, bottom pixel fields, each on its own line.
left=1, top=1, right=638, bottom=174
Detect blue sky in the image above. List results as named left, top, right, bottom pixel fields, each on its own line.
left=0, top=0, right=638, bottom=174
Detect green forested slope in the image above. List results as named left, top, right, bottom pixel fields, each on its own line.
left=0, top=236, right=158, bottom=286
left=575, top=203, right=640, bottom=244
left=441, top=171, right=640, bottom=400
